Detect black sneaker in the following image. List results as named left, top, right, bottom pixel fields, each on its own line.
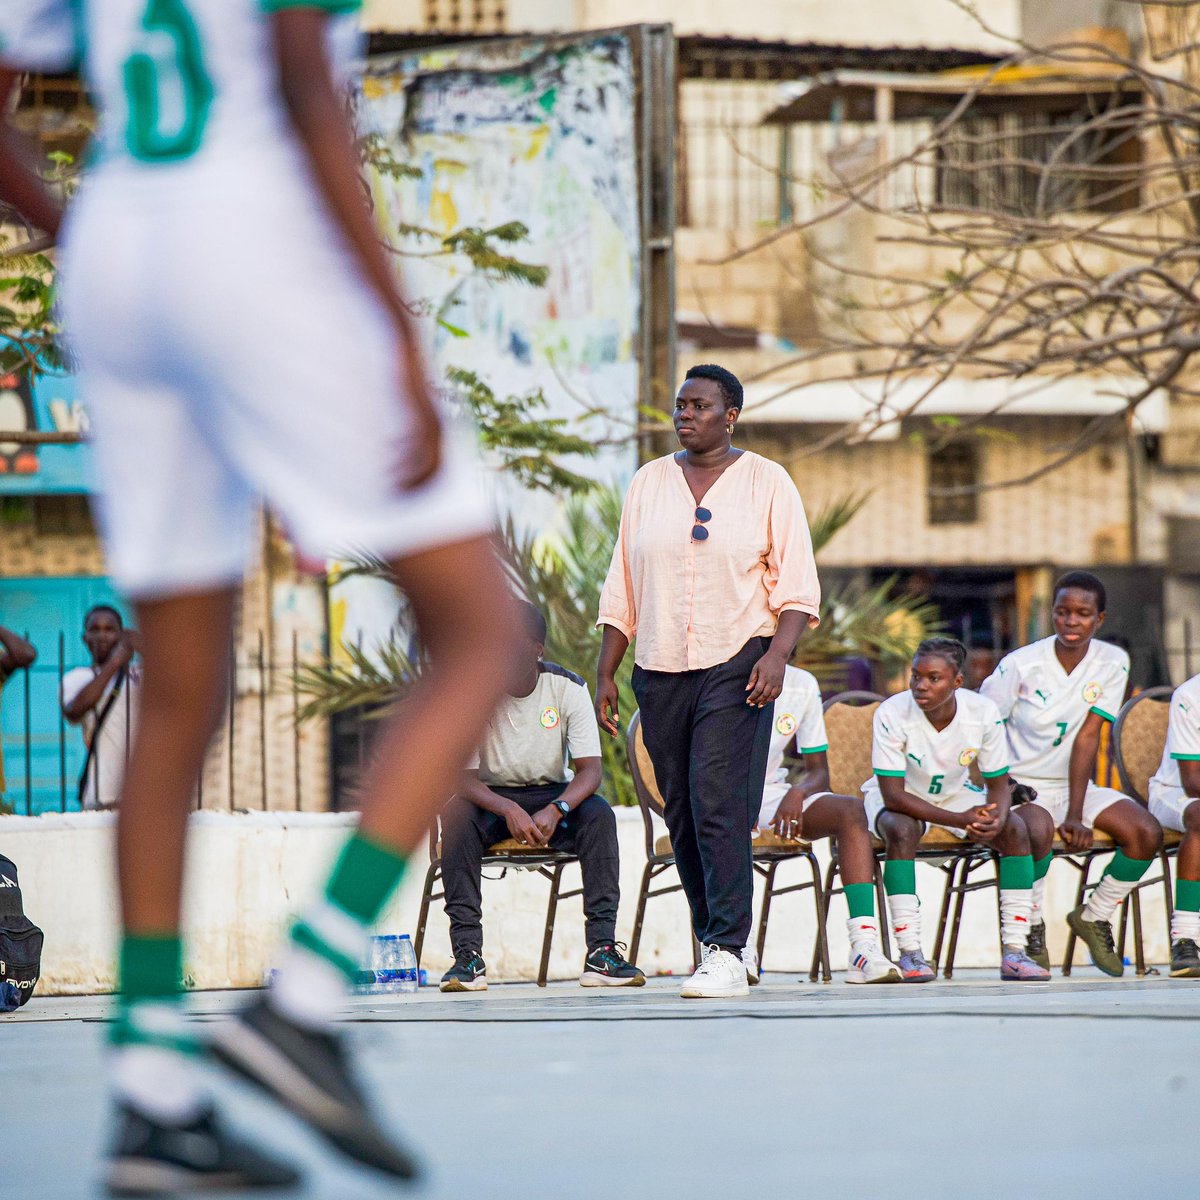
left=1026, top=920, right=1051, bottom=972
left=211, top=997, right=420, bottom=1181
left=580, top=942, right=646, bottom=987
left=105, top=1102, right=300, bottom=1196
left=1171, top=938, right=1200, bottom=978
left=440, top=951, right=487, bottom=992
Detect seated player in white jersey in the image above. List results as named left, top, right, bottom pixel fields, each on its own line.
left=981, top=571, right=1162, bottom=977
left=864, top=638, right=1050, bottom=983
left=1148, top=673, right=1200, bottom=977
left=759, top=663, right=900, bottom=983
left=0, top=1, right=523, bottom=1194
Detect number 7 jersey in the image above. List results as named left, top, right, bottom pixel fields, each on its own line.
left=1, top=0, right=360, bottom=175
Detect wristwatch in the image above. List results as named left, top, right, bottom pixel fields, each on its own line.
left=554, top=799, right=571, bottom=818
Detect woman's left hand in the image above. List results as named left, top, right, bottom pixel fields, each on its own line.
left=745, top=651, right=787, bottom=708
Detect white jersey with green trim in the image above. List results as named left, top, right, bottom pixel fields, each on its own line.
left=1150, top=673, right=1200, bottom=795
left=764, top=665, right=827, bottom=794
left=0, top=0, right=360, bottom=182
left=979, top=636, right=1130, bottom=786
left=871, top=687, right=1008, bottom=803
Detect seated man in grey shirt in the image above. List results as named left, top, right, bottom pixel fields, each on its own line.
left=439, top=602, right=644, bottom=991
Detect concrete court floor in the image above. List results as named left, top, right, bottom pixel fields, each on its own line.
left=9, top=970, right=1200, bottom=1200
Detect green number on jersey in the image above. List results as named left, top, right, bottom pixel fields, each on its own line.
left=929, top=774, right=944, bottom=795
left=1052, top=721, right=1069, bottom=747
left=123, top=0, right=213, bottom=161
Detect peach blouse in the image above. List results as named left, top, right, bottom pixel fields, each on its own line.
left=598, top=451, right=821, bottom=673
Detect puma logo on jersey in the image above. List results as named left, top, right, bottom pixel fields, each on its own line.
left=908, top=752, right=923, bottom=766
left=1034, top=689, right=1049, bottom=702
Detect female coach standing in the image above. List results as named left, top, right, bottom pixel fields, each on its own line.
left=596, top=364, right=820, bottom=998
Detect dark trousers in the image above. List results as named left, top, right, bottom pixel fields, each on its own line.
left=632, top=637, right=773, bottom=952
left=440, top=783, right=620, bottom=958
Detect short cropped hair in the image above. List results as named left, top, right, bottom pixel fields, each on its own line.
left=1053, top=570, right=1106, bottom=613
left=914, top=636, right=967, bottom=674
left=684, top=363, right=744, bottom=411
left=84, top=604, right=123, bottom=630
left=518, top=600, right=548, bottom=645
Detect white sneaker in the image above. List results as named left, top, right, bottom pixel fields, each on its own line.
left=845, top=943, right=902, bottom=985
left=680, top=946, right=750, bottom=998
left=741, top=945, right=760, bottom=986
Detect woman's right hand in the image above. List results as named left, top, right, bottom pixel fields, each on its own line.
left=596, top=674, right=621, bottom=737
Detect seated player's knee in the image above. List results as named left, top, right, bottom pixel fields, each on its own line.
left=1133, top=807, right=1164, bottom=858
left=878, top=810, right=920, bottom=855
left=833, top=796, right=870, bottom=836
left=1183, top=802, right=1200, bottom=836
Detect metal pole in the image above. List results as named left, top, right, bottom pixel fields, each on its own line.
left=292, top=630, right=301, bottom=812
left=58, top=631, right=66, bottom=812
left=258, top=629, right=268, bottom=811
left=227, top=640, right=236, bottom=812
left=23, top=631, right=31, bottom=815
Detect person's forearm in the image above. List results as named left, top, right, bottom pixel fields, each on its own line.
left=0, top=70, right=63, bottom=241
left=1067, top=729, right=1099, bottom=819
left=596, top=625, right=629, bottom=684
left=556, top=761, right=603, bottom=812
left=985, top=776, right=1011, bottom=823
left=456, top=775, right=518, bottom=817
left=0, top=625, right=36, bottom=668
left=63, top=654, right=127, bottom=722
left=766, top=610, right=808, bottom=663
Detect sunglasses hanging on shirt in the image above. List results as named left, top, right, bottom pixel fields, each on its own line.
left=691, top=506, right=712, bottom=541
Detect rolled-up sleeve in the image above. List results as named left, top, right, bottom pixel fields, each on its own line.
left=597, top=488, right=637, bottom=641
left=763, top=467, right=821, bottom=627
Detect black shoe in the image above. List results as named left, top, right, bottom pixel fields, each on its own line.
left=580, top=942, right=646, bottom=987
left=211, top=997, right=420, bottom=1181
left=1171, top=938, right=1200, bottom=978
left=440, top=951, right=487, bottom=992
left=1026, top=920, right=1051, bottom=972
left=105, top=1102, right=300, bottom=1196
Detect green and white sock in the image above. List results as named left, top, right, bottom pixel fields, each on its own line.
left=1082, top=851, right=1153, bottom=924
left=998, top=854, right=1035, bottom=949
left=883, top=860, right=921, bottom=952
left=1172, top=879, right=1200, bottom=943
left=111, top=934, right=206, bottom=1124
left=1031, top=854, right=1052, bottom=925
left=844, top=882, right=881, bottom=949
left=272, top=831, right=408, bottom=1029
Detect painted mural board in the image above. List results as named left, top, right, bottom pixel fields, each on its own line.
left=0, top=360, right=92, bottom=494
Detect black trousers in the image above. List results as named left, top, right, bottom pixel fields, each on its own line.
left=632, top=637, right=773, bottom=952
left=440, top=783, right=620, bottom=958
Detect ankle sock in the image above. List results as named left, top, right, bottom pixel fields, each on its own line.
left=1031, top=854, right=1052, bottom=924
left=883, top=860, right=921, bottom=952
left=1082, top=851, right=1153, bottom=923
left=111, top=934, right=206, bottom=1124
left=1172, top=878, right=1200, bottom=942
left=846, top=915, right=882, bottom=950
left=998, top=854, right=1034, bottom=948
left=272, top=831, right=408, bottom=1029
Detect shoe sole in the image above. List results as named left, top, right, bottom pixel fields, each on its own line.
left=679, top=984, right=750, bottom=998
left=211, top=1020, right=419, bottom=1180
left=1066, top=909, right=1124, bottom=977
left=106, top=1159, right=294, bottom=1196
left=439, top=978, right=487, bottom=992
left=846, top=968, right=902, bottom=984
left=579, top=971, right=646, bottom=987
left=1170, top=965, right=1200, bottom=977
left=1001, top=972, right=1051, bottom=982
left=746, top=972, right=760, bottom=987
left=901, top=973, right=936, bottom=983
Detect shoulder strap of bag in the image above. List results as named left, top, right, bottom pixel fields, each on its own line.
left=77, top=668, right=127, bottom=805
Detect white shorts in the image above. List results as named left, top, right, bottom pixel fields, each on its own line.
left=1025, top=780, right=1127, bottom=830
left=757, top=785, right=835, bottom=828
left=861, top=777, right=983, bottom=840
left=1148, top=783, right=1199, bottom=834
left=59, top=166, right=492, bottom=598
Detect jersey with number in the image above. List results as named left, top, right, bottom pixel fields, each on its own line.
left=763, top=665, right=827, bottom=794
left=979, top=636, right=1129, bottom=785
left=1150, top=673, right=1200, bottom=795
left=0, top=0, right=359, bottom=180
left=872, top=688, right=1008, bottom=803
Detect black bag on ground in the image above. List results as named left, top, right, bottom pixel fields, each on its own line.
left=0, top=853, right=43, bottom=1006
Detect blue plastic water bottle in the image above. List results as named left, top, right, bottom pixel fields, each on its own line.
left=397, top=934, right=418, bottom=994
left=373, top=934, right=402, bottom=992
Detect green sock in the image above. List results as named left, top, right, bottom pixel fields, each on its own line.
left=1104, top=850, right=1153, bottom=884
left=111, top=934, right=196, bottom=1053
left=999, top=854, right=1035, bottom=891
left=1033, top=853, right=1052, bottom=881
left=1177, top=879, right=1200, bottom=913
left=844, top=882, right=876, bottom=919
left=291, top=831, right=408, bottom=982
left=883, top=859, right=917, bottom=896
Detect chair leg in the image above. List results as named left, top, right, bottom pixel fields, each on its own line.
left=811, top=857, right=839, bottom=982
left=931, top=858, right=959, bottom=974
left=537, top=862, right=565, bottom=988
left=1062, top=854, right=1096, bottom=977
left=755, top=860, right=778, bottom=970
left=629, top=861, right=655, bottom=967
left=1162, top=849, right=1176, bottom=954
left=1132, top=885, right=1146, bottom=977
left=810, top=853, right=832, bottom=984
left=874, top=858, right=892, bottom=960
left=943, top=858, right=972, bottom=980
left=414, top=861, right=440, bottom=969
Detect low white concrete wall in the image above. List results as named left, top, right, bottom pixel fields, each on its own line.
left=1, top=809, right=1170, bottom=994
